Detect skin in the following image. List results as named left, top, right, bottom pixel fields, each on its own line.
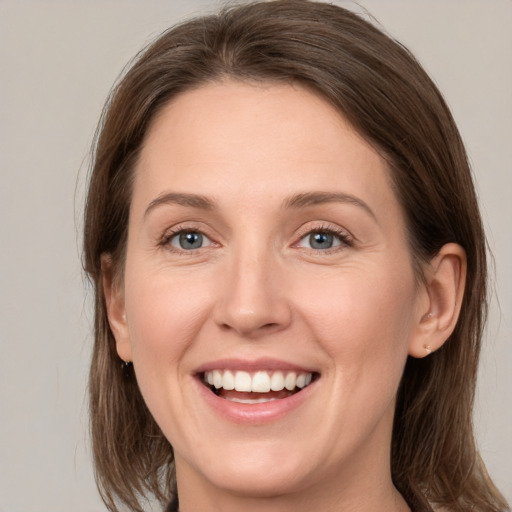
left=104, top=81, right=466, bottom=512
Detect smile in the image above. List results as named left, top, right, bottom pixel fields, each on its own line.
left=202, top=370, right=315, bottom=404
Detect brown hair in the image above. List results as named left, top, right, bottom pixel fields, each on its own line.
left=83, top=1, right=509, bottom=511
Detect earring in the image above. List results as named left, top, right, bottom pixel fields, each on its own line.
left=424, top=345, right=432, bottom=355
left=121, top=360, right=132, bottom=368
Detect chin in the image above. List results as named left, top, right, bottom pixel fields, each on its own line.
left=176, top=437, right=320, bottom=500
left=207, top=462, right=312, bottom=499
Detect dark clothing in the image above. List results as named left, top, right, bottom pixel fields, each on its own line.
left=165, top=496, right=179, bottom=512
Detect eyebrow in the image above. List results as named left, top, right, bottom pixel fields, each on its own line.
left=144, top=192, right=215, bottom=218
left=144, top=190, right=376, bottom=220
left=284, top=191, right=376, bottom=220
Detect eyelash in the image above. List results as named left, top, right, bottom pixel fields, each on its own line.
left=159, top=223, right=354, bottom=253
left=294, top=224, right=354, bottom=251
left=159, top=224, right=216, bottom=253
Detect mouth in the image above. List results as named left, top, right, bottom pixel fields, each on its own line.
left=200, top=369, right=318, bottom=404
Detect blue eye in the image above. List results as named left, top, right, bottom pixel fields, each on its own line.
left=298, top=230, right=346, bottom=250
left=310, top=232, right=336, bottom=249
left=170, top=231, right=208, bottom=250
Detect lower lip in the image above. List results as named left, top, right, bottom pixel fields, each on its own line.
left=194, top=377, right=318, bottom=424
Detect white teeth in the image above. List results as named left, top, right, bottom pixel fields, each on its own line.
left=223, top=370, right=235, bottom=390
left=213, top=370, right=222, bottom=389
left=252, top=371, right=271, bottom=392
left=227, top=397, right=278, bottom=404
left=296, top=373, right=307, bottom=389
left=270, top=371, right=285, bottom=391
left=284, top=372, right=297, bottom=391
left=203, top=369, right=313, bottom=394
left=296, top=373, right=312, bottom=388
left=234, top=371, right=252, bottom=392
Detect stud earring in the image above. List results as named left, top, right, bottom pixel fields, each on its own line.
left=424, top=345, right=432, bottom=354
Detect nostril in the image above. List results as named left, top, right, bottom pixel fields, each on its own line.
left=213, top=296, right=292, bottom=337
left=218, top=321, right=278, bottom=333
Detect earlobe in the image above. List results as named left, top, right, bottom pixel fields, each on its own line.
left=408, top=243, right=467, bottom=358
left=101, top=254, right=132, bottom=362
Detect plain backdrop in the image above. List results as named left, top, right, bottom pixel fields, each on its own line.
left=0, top=1, right=510, bottom=511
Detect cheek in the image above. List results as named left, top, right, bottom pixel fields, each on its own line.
left=326, top=270, right=416, bottom=438
left=121, top=268, right=219, bottom=438
left=300, top=262, right=416, bottom=382
left=123, top=267, right=214, bottom=369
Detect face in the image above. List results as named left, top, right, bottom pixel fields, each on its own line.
left=110, top=81, right=428, bottom=503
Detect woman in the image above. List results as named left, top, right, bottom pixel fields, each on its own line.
left=83, top=1, right=509, bottom=511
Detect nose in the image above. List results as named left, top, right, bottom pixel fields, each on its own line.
left=213, top=249, right=292, bottom=338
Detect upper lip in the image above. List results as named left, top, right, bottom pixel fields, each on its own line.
left=194, top=358, right=317, bottom=375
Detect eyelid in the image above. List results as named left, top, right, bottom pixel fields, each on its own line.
left=157, top=221, right=354, bottom=253
left=159, top=222, right=219, bottom=252
left=293, top=222, right=354, bottom=250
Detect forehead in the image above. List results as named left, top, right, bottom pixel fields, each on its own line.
left=133, top=80, right=399, bottom=223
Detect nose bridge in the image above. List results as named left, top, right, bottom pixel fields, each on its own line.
left=214, top=236, right=291, bottom=336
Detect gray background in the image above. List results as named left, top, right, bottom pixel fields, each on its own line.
left=0, top=1, right=510, bottom=511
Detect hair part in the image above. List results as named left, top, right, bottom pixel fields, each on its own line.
left=83, top=1, right=508, bottom=511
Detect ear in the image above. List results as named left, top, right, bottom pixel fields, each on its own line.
left=101, top=254, right=132, bottom=362
left=408, top=243, right=467, bottom=358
